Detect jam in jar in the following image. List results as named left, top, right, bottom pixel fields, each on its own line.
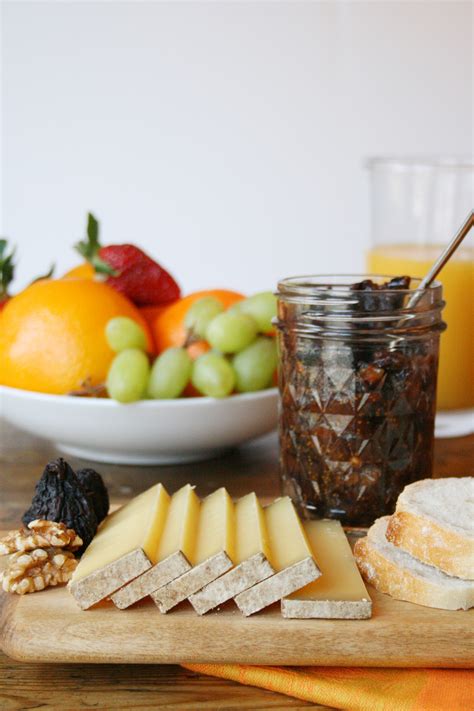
left=276, top=275, right=445, bottom=526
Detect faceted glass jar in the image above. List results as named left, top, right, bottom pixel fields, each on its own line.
left=276, top=275, right=446, bottom=527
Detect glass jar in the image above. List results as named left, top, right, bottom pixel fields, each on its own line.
left=276, top=275, right=446, bottom=527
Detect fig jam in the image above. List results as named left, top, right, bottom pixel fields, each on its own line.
left=277, top=275, right=445, bottom=526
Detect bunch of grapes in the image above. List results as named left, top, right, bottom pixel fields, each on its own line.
left=105, top=292, right=278, bottom=402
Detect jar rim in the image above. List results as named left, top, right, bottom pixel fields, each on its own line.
left=277, top=274, right=442, bottom=296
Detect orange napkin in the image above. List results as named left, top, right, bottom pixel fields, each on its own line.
left=182, top=663, right=474, bottom=710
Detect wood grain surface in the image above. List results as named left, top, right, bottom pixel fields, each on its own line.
left=1, top=420, right=473, bottom=709
left=2, top=570, right=472, bottom=668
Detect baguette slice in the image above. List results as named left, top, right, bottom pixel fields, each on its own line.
left=386, top=477, right=474, bottom=579
left=354, top=517, right=474, bottom=611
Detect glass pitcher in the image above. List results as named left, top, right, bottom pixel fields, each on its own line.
left=366, top=157, right=473, bottom=411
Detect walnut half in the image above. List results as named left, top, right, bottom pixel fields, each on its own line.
left=0, top=519, right=83, bottom=555
left=1, top=547, right=78, bottom=595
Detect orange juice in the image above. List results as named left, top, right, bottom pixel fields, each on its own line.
left=367, top=244, right=474, bottom=410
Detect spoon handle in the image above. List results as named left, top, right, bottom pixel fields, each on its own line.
left=407, top=210, right=474, bottom=309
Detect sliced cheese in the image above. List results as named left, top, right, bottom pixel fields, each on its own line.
left=265, top=496, right=313, bottom=571
left=235, top=492, right=272, bottom=564
left=189, top=492, right=274, bottom=615
left=193, top=487, right=235, bottom=564
left=234, top=497, right=321, bottom=616
left=69, top=483, right=170, bottom=609
left=281, top=520, right=372, bottom=619
left=152, top=487, right=235, bottom=613
left=156, top=484, right=200, bottom=563
left=111, top=484, right=200, bottom=609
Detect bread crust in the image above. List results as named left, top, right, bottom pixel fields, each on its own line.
left=354, top=536, right=474, bottom=611
left=386, top=510, right=474, bottom=580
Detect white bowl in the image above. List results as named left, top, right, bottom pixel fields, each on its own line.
left=0, top=385, right=279, bottom=465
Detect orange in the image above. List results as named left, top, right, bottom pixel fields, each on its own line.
left=182, top=341, right=212, bottom=396
left=139, top=304, right=171, bottom=329
left=0, top=278, right=153, bottom=394
left=186, top=340, right=211, bottom=360
left=139, top=304, right=174, bottom=352
left=64, top=268, right=177, bottom=354
left=63, top=263, right=95, bottom=279
left=152, top=289, right=244, bottom=353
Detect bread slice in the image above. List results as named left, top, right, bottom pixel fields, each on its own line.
left=386, top=477, right=474, bottom=579
left=354, top=517, right=474, bottom=611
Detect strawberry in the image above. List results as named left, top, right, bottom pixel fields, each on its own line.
left=75, top=213, right=181, bottom=306
left=0, top=239, right=15, bottom=311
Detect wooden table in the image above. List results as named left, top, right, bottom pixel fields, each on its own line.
left=1, top=420, right=473, bottom=710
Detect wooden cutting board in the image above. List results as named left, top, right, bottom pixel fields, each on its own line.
left=1, top=582, right=472, bottom=667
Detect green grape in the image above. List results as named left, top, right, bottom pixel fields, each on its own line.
left=191, top=352, right=236, bottom=398
left=234, top=291, right=277, bottom=333
left=106, top=349, right=150, bottom=403
left=206, top=312, right=258, bottom=354
left=105, top=317, right=147, bottom=352
left=232, top=337, right=278, bottom=392
left=184, top=296, right=224, bottom=339
left=148, top=347, right=192, bottom=399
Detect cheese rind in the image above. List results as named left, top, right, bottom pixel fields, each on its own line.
left=189, top=552, right=274, bottom=615
left=189, top=493, right=274, bottom=615
left=70, top=549, right=152, bottom=610
left=233, top=497, right=320, bottom=616
left=152, top=550, right=233, bottom=613
left=111, top=551, right=190, bottom=609
left=69, top=484, right=170, bottom=609
left=235, top=557, right=320, bottom=616
left=110, top=485, right=200, bottom=609
left=151, top=488, right=235, bottom=613
left=281, top=520, right=372, bottom=619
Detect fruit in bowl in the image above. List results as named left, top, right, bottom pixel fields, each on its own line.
left=65, top=213, right=181, bottom=306
left=0, top=279, right=152, bottom=395
left=151, top=288, right=244, bottom=353
left=0, top=213, right=278, bottom=402
left=103, top=288, right=278, bottom=403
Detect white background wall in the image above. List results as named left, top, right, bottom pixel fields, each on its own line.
left=2, top=1, right=472, bottom=294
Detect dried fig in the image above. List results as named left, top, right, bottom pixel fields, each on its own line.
left=22, top=458, right=98, bottom=552
left=76, top=468, right=109, bottom=523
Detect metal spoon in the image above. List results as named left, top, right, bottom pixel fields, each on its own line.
left=406, top=210, right=474, bottom=310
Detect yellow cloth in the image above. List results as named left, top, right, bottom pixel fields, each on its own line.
left=182, top=664, right=474, bottom=710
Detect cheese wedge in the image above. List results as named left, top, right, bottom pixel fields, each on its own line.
left=111, top=484, right=200, bottom=609
left=189, top=492, right=274, bottom=614
left=234, top=497, right=320, bottom=616
left=152, top=487, right=235, bottom=613
left=69, top=483, right=170, bottom=609
left=281, top=520, right=372, bottom=619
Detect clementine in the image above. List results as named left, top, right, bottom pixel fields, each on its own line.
left=152, top=289, right=244, bottom=353
left=186, top=340, right=211, bottom=360
left=64, top=268, right=175, bottom=349
left=139, top=304, right=170, bottom=326
left=63, top=263, right=95, bottom=279
left=0, top=278, right=152, bottom=394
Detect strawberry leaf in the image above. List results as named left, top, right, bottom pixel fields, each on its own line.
left=87, top=213, right=99, bottom=249
left=0, top=238, right=15, bottom=298
left=75, top=212, right=101, bottom=260
left=74, top=212, right=118, bottom=276
left=92, top=253, right=119, bottom=276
